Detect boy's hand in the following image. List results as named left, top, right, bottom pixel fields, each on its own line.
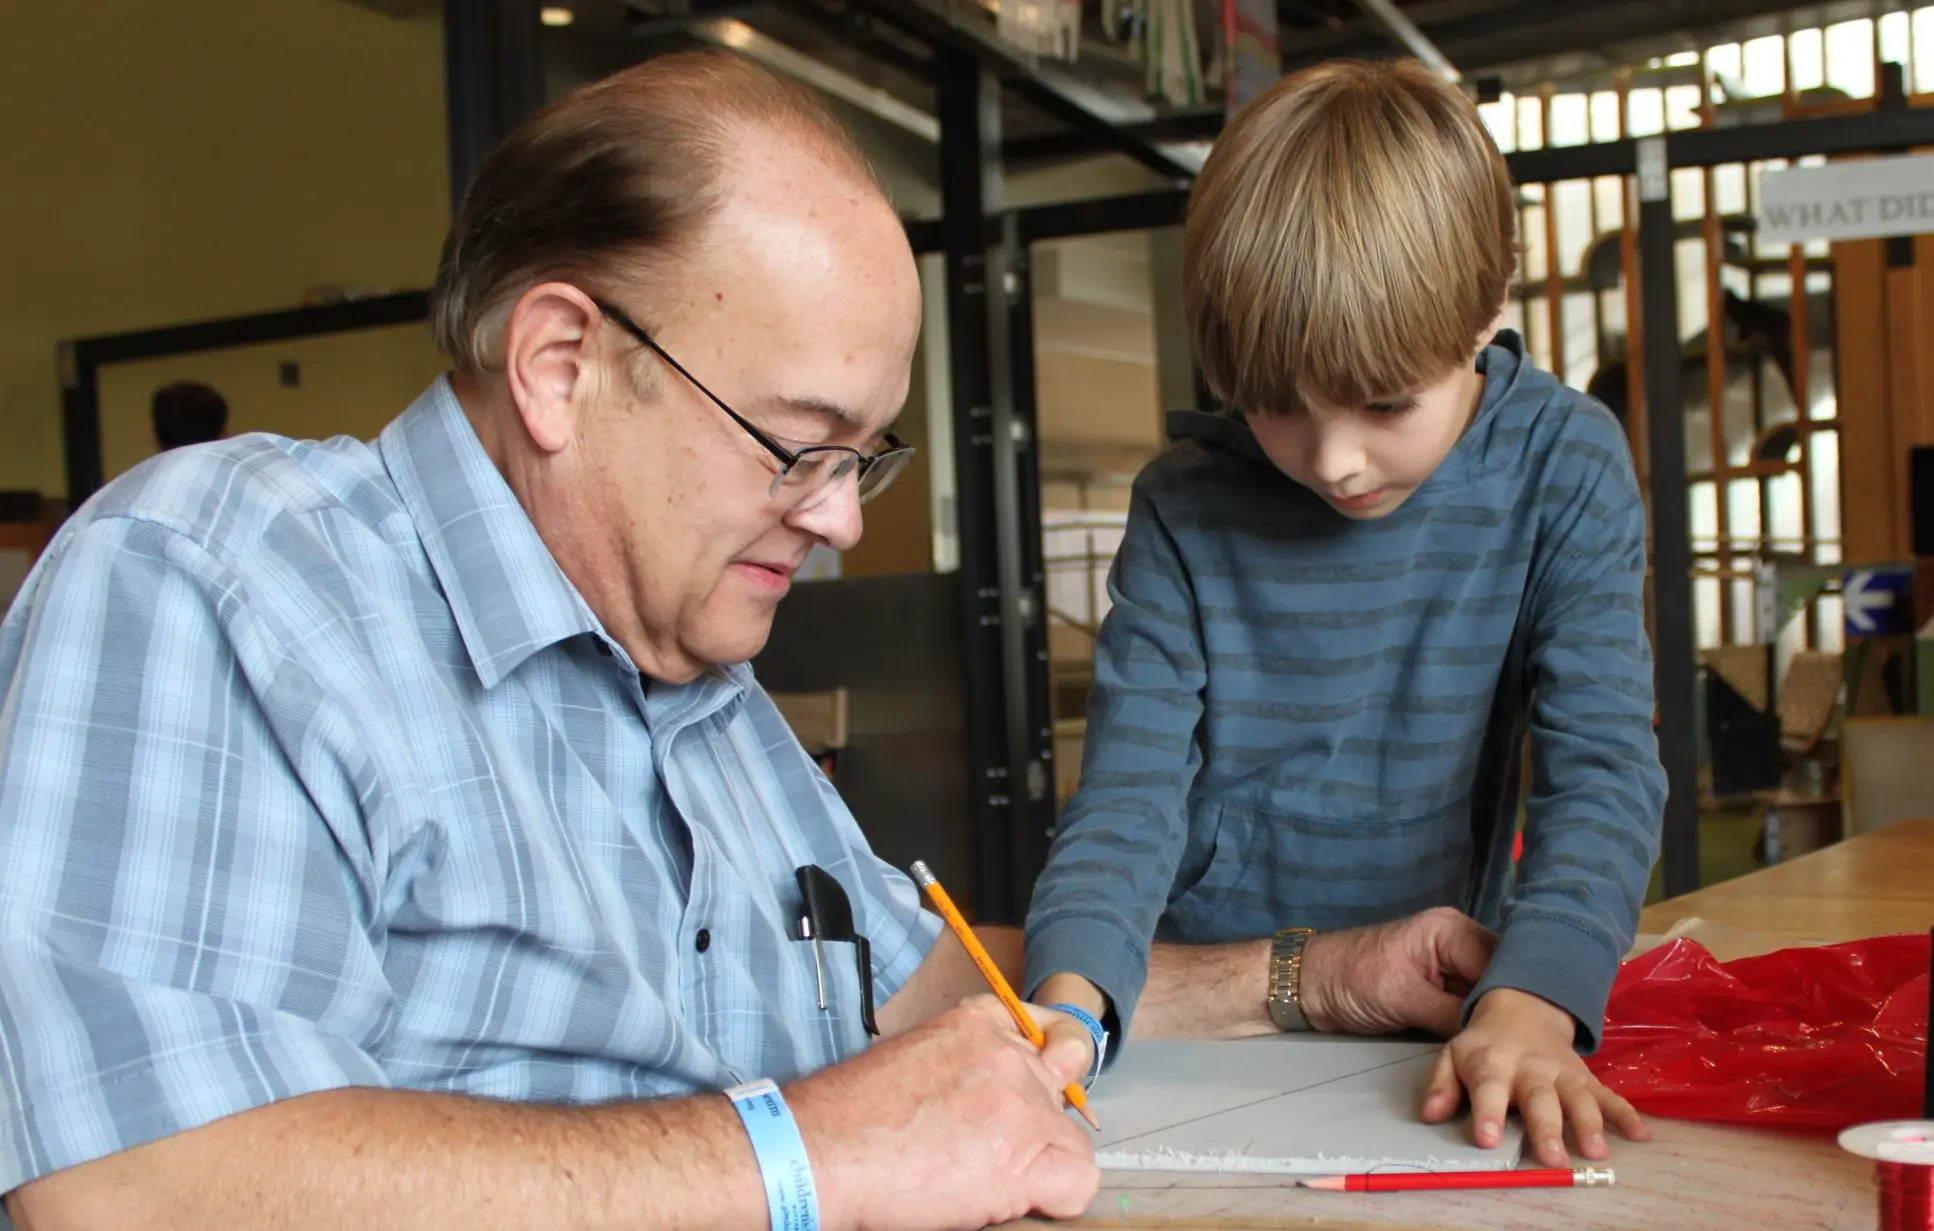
left=1422, top=988, right=1650, bottom=1167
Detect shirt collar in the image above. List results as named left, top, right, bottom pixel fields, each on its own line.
left=380, top=377, right=600, bottom=689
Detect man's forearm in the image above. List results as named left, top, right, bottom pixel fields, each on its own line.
left=1132, top=940, right=1276, bottom=1039
left=8, top=1085, right=764, bottom=1231
left=878, top=926, right=1024, bottom=1036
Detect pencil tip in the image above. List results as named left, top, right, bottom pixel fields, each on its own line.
left=1080, top=1105, right=1102, bottom=1131
left=1296, top=1177, right=1346, bottom=1191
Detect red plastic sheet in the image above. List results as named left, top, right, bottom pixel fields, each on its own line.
left=1586, top=933, right=1931, bottom=1130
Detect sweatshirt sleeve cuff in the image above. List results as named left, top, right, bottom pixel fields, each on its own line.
left=1464, top=911, right=1622, bottom=1054
left=1024, top=913, right=1150, bottom=1057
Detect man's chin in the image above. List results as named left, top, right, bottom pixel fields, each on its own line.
left=690, top=615, right=779, bottom=670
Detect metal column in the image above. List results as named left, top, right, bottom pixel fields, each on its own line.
left=936, top=48, right=1052, bottom=922
left=57, top=341, right=101, bottom=509
left=997, top=214, right=1057, bottom=915
left=443, top=0, right=546, bottom=208
left=1635, top=137, right=1700, bottom=897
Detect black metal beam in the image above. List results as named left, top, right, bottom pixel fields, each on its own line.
left=1286, top=0, right=1841, bottom=74
left=936, top=47, right=1021, bottom=922
left=1003, top=110, right=1223, bottom=168
left=1351, top=0, right=1461, bottom=80
left=1634, top=137, right=1699, bottom=899
left=789, top=0, right=938, bottom=80
left=56, top=292, right=432, bottom=509
left=904, top=217, right=944, bottom=255
left=1018, top=188, right=1190, bottom=243
left=844, top=0, right=1198, bottom=183
left=58, top=346, right=101, bottom=511
left=70, top=293, right=432, bottom=367
left=443, top=0, right=546, bottom=209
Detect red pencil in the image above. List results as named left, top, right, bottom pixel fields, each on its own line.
left=1298, top=1167, right=1615, bottom=1193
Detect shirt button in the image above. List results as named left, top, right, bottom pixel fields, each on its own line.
left=695, top=928, right=711, bottom=953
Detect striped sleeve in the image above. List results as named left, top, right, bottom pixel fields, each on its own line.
left=1468, top=429, right=1666, bottom=1051
left=0, top=517, right=393, bottom=1196
left=1023, top=480, right=1207, bottom=1031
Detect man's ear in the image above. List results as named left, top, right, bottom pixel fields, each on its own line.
left=504, top=283, right=602, bottom=455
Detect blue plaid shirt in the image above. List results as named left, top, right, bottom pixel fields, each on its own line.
left=0, top=378, right=940, bottom=1198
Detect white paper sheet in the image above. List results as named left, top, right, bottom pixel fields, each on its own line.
left=1088, top=1035, right=1525, bottom=1175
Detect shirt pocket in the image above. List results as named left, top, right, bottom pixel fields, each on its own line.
left=1160, top=796, right=1476, bottom=942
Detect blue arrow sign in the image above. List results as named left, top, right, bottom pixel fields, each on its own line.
left=1844, top=567, right=1915, bottom=638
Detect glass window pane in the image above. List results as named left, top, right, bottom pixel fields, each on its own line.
left=1517, top=95, right=1544, bottom=149
left=1665, top=82, right=1705, bottom=129
left=1916, top=9, right=1934, bottom=94
left=1550, top=92, right=1589, bottom=146
left=1480, top=95, right=1517, bottom=151
left=1743, top=35, right=1787, bottom=96
left=1825, top=19, right=1878, bottom=97
left=1792, top=28, right=1827, bottom=92
left=1590, top=90, right=1622, bottom=142
left=1628, top=87, right=1666, bottom=136
left=1880, top=10, right=1913, bottom=74
left=1696, top=576, right=1723, bottom=650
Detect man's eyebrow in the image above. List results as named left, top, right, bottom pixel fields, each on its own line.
left=776, top=396, right=867, bottom=431
left=775, top=396, right=903, bottom=442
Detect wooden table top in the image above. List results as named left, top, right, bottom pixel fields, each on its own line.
left=1047, top=820, right=1934, bottom=1230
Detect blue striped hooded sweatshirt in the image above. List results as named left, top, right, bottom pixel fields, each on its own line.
left=1023, top=331, right=1665, bottom=1049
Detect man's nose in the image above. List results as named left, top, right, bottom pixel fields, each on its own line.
left=786, top=472, right=864, bottom=552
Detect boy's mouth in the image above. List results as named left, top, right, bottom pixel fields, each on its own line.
left=1327, top=488, right=1387, bottom=511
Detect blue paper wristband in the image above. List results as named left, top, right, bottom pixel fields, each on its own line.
left=725, top=1078, right=820, bottom=1231
left=1046, top=1002, right=1109, bottom=1088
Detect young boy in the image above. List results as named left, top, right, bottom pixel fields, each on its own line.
left=1024, top=59, right=1665, bottom=1167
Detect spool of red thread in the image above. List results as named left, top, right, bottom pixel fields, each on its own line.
left=1841, top=1122, right=1934, bottom=1231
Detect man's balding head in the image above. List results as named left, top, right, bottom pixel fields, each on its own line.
left=433, top=49, right=920, bottom=685
left=430, top=50, right=888, bottom=374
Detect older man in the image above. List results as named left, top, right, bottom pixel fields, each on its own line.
left=2, top=51, right=1498, bottom=1231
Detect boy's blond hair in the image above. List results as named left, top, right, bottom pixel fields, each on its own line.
left=1184, top=59, right=1516, bottom=415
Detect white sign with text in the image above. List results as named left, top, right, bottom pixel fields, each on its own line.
left=1758, top=151, right=1934, bottom=243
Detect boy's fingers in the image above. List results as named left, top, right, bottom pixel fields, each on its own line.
left=1598, top=1085, right=1652, bottom=1142
left=1421, top=1047, right=1463, bottom=1122
left=1557, top=1076, right=1608, bottom=1159
left=1468, top=1073, right=1513, bottom=1149
left=1520, top=1082, right=1569, bottom=1168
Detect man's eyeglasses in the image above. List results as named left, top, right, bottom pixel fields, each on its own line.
left=596, top=300, right=914, bottom=508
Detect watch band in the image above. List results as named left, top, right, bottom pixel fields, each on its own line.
left=1267, top=927, right=1316, bottom=1032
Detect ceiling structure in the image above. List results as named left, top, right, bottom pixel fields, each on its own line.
left=529, top=0, right=1914, bottom=181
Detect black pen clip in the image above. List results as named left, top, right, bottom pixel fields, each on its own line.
left=794, top=864, right=878, bottom=1036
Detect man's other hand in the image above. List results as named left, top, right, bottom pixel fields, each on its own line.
left=1297, top=907, right=1498, bottom=1037
left=788, top=995, right=1100, bottom=1230
left=1423, top=988, right=1650, bottom=1167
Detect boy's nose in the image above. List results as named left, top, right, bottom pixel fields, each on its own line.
left=1307, top=428, right=1368, bottom=488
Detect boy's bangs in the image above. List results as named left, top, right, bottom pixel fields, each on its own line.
left=1183, top=59, right=1517, bottom=417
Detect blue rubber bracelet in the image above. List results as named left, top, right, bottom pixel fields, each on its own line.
left=725, top=1078, right=820, bottom=1231
left=1046, top=1002, right=1109, bottom=1088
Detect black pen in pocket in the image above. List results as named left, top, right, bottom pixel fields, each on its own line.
left=794, top=864, right=877, bottom=1036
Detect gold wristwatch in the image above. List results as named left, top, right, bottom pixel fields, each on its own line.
left=1266, top=927, right=1315, bottom=1032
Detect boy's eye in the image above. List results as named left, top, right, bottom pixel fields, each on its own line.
left=1365, top=396, right=1420, bottom=417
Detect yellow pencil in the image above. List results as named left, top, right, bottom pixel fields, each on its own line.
left=909, top=860, right=1101, bottom=1131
